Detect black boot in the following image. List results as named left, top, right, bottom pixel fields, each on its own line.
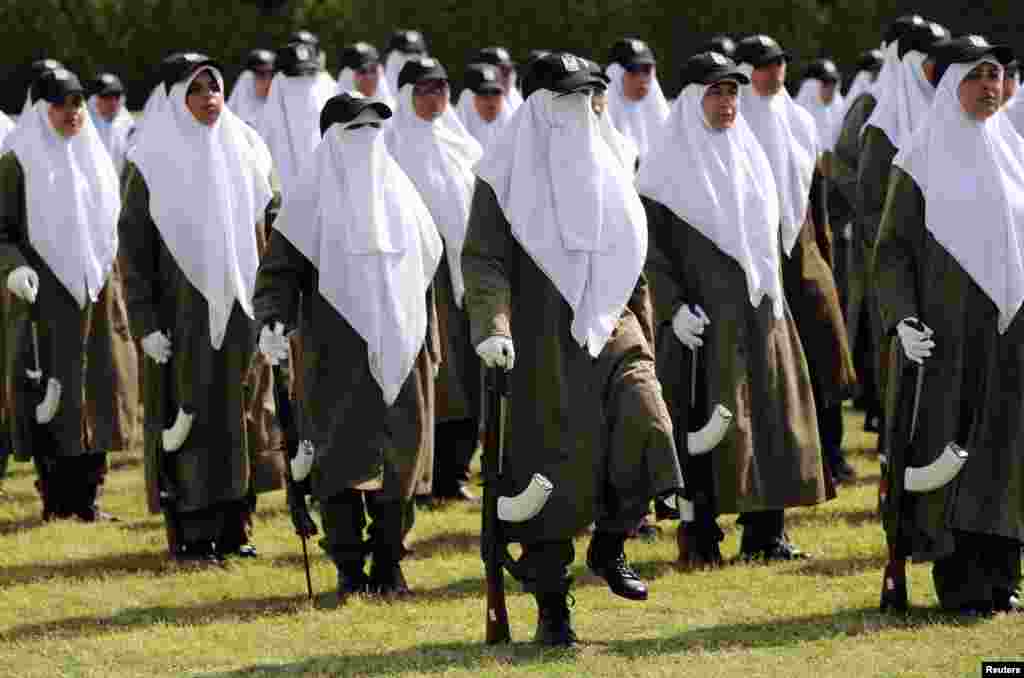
left=72, top=453, right=116, bottom=522
left=534, top=589, right=577, bottom=646
left=367, top=497, right=412, bottom=597
left=739, top=511, right=808, bottom=562
left=586, top=531, right=648, bottom=601
left=336, top=559, right=369, bottom=601
left=320, top=490, right=370, bottom=599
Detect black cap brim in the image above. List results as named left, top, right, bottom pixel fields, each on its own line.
left=749, top=48, right=790, bottom=68
left=680, top=67, right=749, bottom=91
left=550, top=69, right=606, bottom=94
left=320, top=97, right=392, bottom=135
left=471, top=84, right=505, bottom=96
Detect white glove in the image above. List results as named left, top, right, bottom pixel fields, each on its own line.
left=672, top=304, right=709, bottom=349
left=141, top=331, right=172, bottom=364
left=6, top=266, right=39, bottom=303
left=432, top=361, right=441, bottom=379
left=162, top=407, right=195, bottom=452
left=259, top=322, right=289, bottom=366
left=36, top=378, right=62, bottom=424
left=476, top=336, right=515, bottom=370
left=292, top=439, right=315, bottom=482
left=897, top=317, right=934, bottom=365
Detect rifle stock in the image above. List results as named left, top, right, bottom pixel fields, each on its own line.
left=482, top=366, right=511, bottom=644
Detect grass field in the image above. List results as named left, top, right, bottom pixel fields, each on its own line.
left=0, top=407, right=1020, bottom=678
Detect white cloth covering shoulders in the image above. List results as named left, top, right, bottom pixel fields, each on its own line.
left=127, top=67, right=273, bottom=349
left=0, top=112, right=14, bottom=152
left=387, top=84, right=483, bottom=307
left=227, top=70, right=268, bottom=137
left=262, top=71, right=333, bottom=200
left=637, top=82, right=783, bottom=317
left=5, top=99, right=121, bottom=308
left=335, top=65, right=396, bottom=111
left=737, top=66, right=819, bottom=256
left=88, top=94, right=135, bottom=175
left=894, top=58, right=1024, bottom=334
left=475, top=89, right=648, bottom=356
left=865, top=44, right=935, bottom=150
left=795, top=78, right=845, bottom=151
left=604, top=62, right=670, bottom=158
left=273, top=120, right=442, bottom=405
left=455, top=87, right=512, bottom=154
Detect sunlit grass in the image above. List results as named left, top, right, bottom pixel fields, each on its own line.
left=0, top=407, right=1019, bottom=677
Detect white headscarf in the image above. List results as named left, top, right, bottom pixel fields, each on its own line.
left=335, top=64, right=396, bottom=111
left=455, top=88, right=512, bottom=153
left=895, top=58, right=1024, bottom=334
left=1007, top=85, right=1024, bottom=134
left=795, top=78, right=845, bottom=150
left=227, top=71, right=269, bottom=136
left=88, top=94, right=134, bottom=175
left=638, top=82, right=783, bottom=317
left=843, top=70, right=877, bottom=118
left=262, top=71, right=333, bottom=200
left=737, top=65, right=819, bottom=256
left=274, top=119, right=442, bottom=405
left=865, top=45, right=936, bottom=150
left=385, top=51, right=424, bottom=99
left=0, top=112, right=14, bottom=150
left=6, top=99, right=120, bottom=308
left=127, top=67, right=273, bottom=349
left=604, top=62, right=670, bottom=158
left=387, top=84, right=483, bottom=307
left=475, top=89, right=648, bottom=357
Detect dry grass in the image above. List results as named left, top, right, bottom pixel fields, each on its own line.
left=0, top=407, right=1020, bottom=678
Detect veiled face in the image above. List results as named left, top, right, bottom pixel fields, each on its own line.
left=622, top=64, right=653, bottom=101
left=819, top=81, right=837, bottom=104
left=48, top=93, right=85, bottom=138
left=702, top=80, right=738, bottom=130
left=186, top=69, right=223, bottom=126
left=958, top=61, right=1003, bottom=121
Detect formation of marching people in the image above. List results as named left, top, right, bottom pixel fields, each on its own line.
left=0, top=15, right=1021, bottom=645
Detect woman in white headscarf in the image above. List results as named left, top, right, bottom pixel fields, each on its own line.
left=639, top=52, right=828, bottom=566
left=795, top=59, right=845, bottom=152
left=335, top=42, right=395, bottom=110
left=0, top=68, right=122, bottom=523
left=604, top=38, right=670, bottom=161
left=87, top=73, right=135, bottom=176
left=120, top=55, right=273, bottom=562
left=383, top=30, right=428, bottom=101
left=455, top=63, right=512, bottom=154
left=255, top=93, right=441, bottom=600
left=462, top=52, right=683, bottom=646
left=735, top=34, right=857, bottom=490
left=227, top=49, right=276, bottom=138
left=875, top=37, right=1023, bottom=615
left=262, top=43, right=334, bottom=202
left=387, top=57, right=484, bottom=502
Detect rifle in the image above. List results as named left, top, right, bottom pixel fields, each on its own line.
left=271, top=361, right=316, bottom=601
left=481, top=365, right=553, bottom=644
left=157, top=332, right=183, bottom=557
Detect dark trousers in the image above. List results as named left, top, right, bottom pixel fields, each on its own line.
left=34, top=451, right=107, bottom=520
left=178, top=499, right=250, bottom=549
left=433, top=417, right=478, bottom=496
left=738, top=509, right=786, bottom=548
left=933, top=531, right=1022, bottom=611
left=319, top=489, right=413, bottom=566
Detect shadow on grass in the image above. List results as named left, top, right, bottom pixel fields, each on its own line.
left=785, top=506, right=880, bottom=528
left=191, top=606, right=981, bottom=677
left=789, top=552, right=889, bottom=578
left=0, top=514, right=44, bottom=535
left=0, top=550, right=176, bottom=588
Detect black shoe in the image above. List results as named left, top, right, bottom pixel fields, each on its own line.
left=586, top=533, right=648, bottom=601
left=828, top=452, right=857, bottom=484
left=741, top=536, right=809, bottom=562
left=534, top=592, right=577, bottom=646
left=176, top=541, right=224, bottom=564
left=435, top=485, right=481, bottom=504
left=218, top=544, right=258, bottom=558
left=879, top=562, right=909, bottom=612
left=677, top=523, right=724, bottom=570
left=654, top=497, right=680, bottom=521
left=75, top=506, right=119, bottom=523
left=628, top=516, right=661, bottom=542
left=369, top=558, right=411, bottom=597
left=337, top=562, right=369, bottom=601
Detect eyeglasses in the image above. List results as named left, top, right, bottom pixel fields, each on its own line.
left=345, top=122, right=381, bottom=130
left=412, top=79, right=448, bottom=97
left=624, top=63, right=653, bottom=75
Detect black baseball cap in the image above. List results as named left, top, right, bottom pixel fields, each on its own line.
left=930, top=35, right=1014, bottom=72
left=31, top=68, right=84, bottom=105
left=277, top=43, right=320, bottom=76
left=465, top=63, right=505, bottom=95
left=898, top=21, right=950, bottom=59
left=475, top=47, right=515, bottom=68
left=883, top=14, right=926, bottom=46
left=92, top=72, right=125, bottom=97
left=804, top=58, right=840, bottom=83
left=521, top=52, right=607, bottom=99
left=1007, top=60, right=1019, bottom=78
left=699, top=35, right=737, bottom=59
left=388, top=29, right=427, bottom=55
left=734, top=35, right=790, bottom=68
left=245, top=49, right=276, bottom=72
left=30, top=59, right=64, bottom=79
left=678, top=52, right=750, bottom=91
left=609, top=38, right=656, bottom=67
left=398, top=57, right=447, bottom=89
left=339, top=42, right=380, bottom=71
left=320, top=93, right=392, bottom=135
left=856, top=49, right=885, bottom=73
left=289, top=30, right=319, bottom=48
left=162, top=53, right=222, bottom=92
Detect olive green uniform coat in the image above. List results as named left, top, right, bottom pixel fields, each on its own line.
left=461, top=179, right=683, bottom=543
left=875, top=168, right=1024, bottom=606
left=253, top=230, right=438, bottom=502
left=0, top=153, right=126, bottom=461
left=644, top=198, right=829, bottom=514
left=119, top=163, right=253, bottom=515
